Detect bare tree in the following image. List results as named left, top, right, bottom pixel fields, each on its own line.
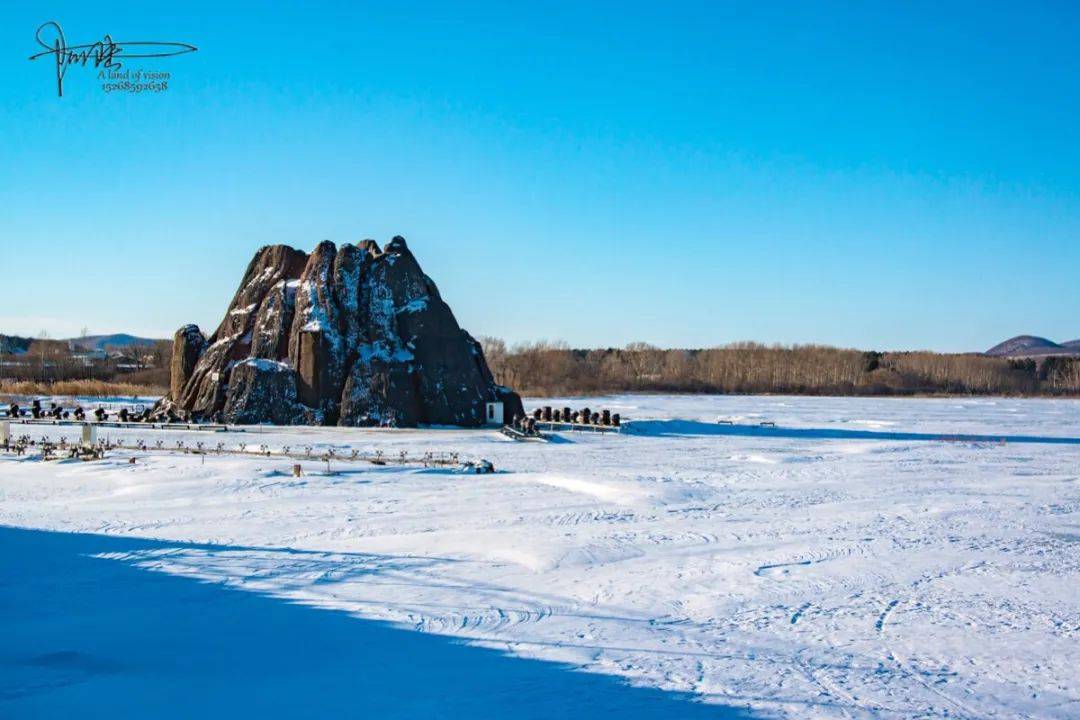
left=36, top=330, right=49, bottom=382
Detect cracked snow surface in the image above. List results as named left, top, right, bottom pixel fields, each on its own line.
left=2, top=395, right=1078, bottom=718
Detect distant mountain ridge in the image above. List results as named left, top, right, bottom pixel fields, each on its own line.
left=68, top=334, right=160, bottom=351
left=0, top=333, right=162, bottom=355
left=985, top=335, right=1080, bottom=358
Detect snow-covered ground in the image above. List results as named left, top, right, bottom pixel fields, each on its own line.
left=2, top=395, right=1078, bottom=718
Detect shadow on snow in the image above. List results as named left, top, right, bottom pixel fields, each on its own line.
left=0, top=526, right=750, bottom=719
left=626, top=419, right=1080, bottom=445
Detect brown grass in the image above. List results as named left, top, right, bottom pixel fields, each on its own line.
left=0, top=379, right=165, bottom=399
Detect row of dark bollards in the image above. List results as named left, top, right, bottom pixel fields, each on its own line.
left=6, top=400, right=81, bottom=421
left=3, top=400, right=175, bottom=424
left=505, top=406, right=622, bottom=437
left=530, top=406, right=621, bottom=427
left=7, top=400, right=111, bottom=423
left=512, top=415, right=541, bottom=435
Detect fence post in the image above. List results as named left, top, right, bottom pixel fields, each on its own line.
left=81, top=423, right=97, bottom=450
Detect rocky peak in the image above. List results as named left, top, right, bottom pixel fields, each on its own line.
left=158, top=237, right=522, bottom=427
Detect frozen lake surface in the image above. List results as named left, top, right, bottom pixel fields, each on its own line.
left=2, top=395, right=1078, bottom=718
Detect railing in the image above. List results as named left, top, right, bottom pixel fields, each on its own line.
left=0, top=433, right=494, bottom=472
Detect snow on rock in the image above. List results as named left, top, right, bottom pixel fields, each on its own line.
left=222, top=358, right=307, bottom=425
left=157, top=237, right=523, bottom=426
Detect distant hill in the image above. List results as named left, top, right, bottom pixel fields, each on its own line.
left=68, top=334, right=161, bottom=351
left=1, top=333, right=163, bottom=355
left=985, top=335, right=1080, bottom=358
left=0, top=334, right=32, bottom=355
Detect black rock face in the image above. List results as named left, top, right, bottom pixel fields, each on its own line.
left=158, top=237, right=523, bottom=427
left=170, top=324, right=207, bottom=401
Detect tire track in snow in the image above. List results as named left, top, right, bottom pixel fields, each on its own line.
left=754, top=541, right=873, bottom=579
left=755, top=560, right=812, bottom=577
left=412, top=604, right=557, bottom=635
left=875, top=599, right=899, bottom=632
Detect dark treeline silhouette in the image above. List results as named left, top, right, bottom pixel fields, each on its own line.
left=479, top=339, right=1080, bottom=397
left=0, top=337, right=171, bottom=387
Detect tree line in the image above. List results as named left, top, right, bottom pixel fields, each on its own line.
left=6, top=334, right=1079, bottom=399
left=479, top=339, right=1080, bottom=397
left=0, top=335, right=172, bottom=389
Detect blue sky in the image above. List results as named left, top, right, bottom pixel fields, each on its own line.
left=2, top=1, right=1078, bottom=351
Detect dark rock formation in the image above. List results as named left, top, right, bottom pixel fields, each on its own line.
left=222, top=359, right=308, bottom=425
left=170, top=325, right=207, bottom=400
left=157, top=237, right=523, bottom=427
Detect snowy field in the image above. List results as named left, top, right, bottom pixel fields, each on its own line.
left=2, top=394, right=1078, bottom=719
